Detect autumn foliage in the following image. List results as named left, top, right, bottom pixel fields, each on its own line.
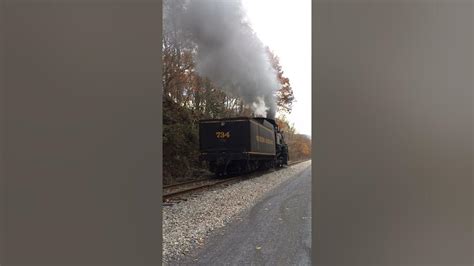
left=267, top=48, right=295, bottom=114
left=276, top=117, right=312, bottom=161
left=162, top=0, right=310, bottom=184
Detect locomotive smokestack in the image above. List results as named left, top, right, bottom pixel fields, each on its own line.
left=176, top=0, right=278, bottom=119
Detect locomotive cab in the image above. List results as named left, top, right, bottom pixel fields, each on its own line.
left=274, top=126, right=289, bottom=167
left=253, top=117, right=289, bottom=167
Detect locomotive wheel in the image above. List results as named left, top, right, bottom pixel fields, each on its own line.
left=214, top=164, right=227, bottom=178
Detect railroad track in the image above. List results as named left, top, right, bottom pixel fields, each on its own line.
left=163, top=177, right=241, bottom=203
left=163, top=178, right=211, bottom=190
left=162, top=159, right=308, bottom=203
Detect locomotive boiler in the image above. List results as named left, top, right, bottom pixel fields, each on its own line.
left=199, top=117, right=289, bottom=177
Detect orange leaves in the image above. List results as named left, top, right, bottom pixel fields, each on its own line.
left=266, top=47, right=295, bottom=114
left=276, top=116, right=311, bottom=160
left=289, top=134, right=311, bottom=160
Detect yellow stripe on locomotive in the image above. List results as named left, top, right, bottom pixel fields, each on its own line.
left=256, top=135, right=273, bottom=145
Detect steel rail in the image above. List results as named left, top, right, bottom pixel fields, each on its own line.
left=163, top=178, right=211, bottom=190
left=162, top=159, right=309, bottom=202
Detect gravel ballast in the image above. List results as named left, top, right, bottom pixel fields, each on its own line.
left=162, top=160, right=311, bottom=264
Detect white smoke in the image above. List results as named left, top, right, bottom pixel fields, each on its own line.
left=252, top=97, right=269, bottom=117
left=175, top=0, right=279, bottom=119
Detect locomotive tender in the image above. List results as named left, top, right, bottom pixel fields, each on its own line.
left=199, top=117, right=289, bottom=176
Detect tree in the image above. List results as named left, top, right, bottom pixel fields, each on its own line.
left=267, top=47, right=295, bottom=114
left=162, top=2, right=304, bottom=182
left=163, top=0, right=196, bottom=104
left=276, top=116, right=311, bottom=161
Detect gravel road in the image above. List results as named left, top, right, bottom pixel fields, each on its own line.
left=163, top=160, right=311, bottom=265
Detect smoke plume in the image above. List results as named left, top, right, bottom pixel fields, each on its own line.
left=179, top=0, right=279, bottom=119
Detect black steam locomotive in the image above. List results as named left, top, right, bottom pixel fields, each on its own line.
left=199, top=117, right=289, bottom=177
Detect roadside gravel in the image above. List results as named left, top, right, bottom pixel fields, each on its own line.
left=162, top=160, right=311, bottom=264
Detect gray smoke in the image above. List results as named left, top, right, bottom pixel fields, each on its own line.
left=180, top=0, right=279, bottom=119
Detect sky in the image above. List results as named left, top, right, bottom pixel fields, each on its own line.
left=242, top=0, right=312, bottom=137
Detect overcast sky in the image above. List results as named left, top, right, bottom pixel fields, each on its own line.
left=242, top=0, right=312, bottom=136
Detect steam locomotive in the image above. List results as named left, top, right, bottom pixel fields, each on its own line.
left=199, top=117, right=289, bottom=177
